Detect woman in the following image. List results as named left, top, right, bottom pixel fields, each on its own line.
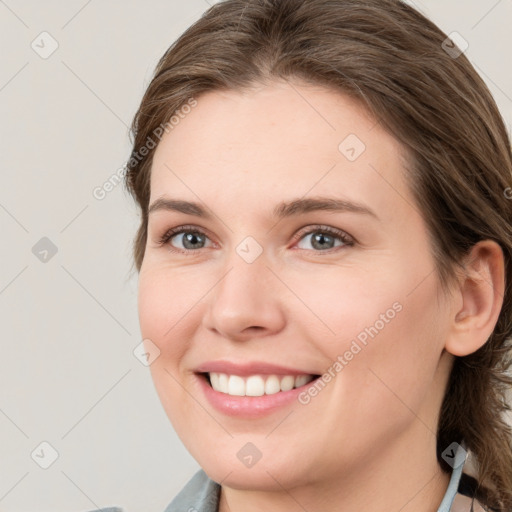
left=118, top=0, right=512, bottom=511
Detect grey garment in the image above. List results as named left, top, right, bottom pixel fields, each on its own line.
left=87, top=443, right=487, bottom=512
left=163, top=469, right=220, bottom=512
left=85, top=509, right=124, bottom=512
left=84, top=472, right=220, bottom=512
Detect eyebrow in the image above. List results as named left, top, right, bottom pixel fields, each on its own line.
left=148, top=196, right=378, bottom=220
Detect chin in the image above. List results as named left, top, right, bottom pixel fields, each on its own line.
left=196, top=450, right=309, bottom=491
left=209, top=465, right=297, bottom=490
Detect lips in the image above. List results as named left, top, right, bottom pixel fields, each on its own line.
left=195, top=359, right=319, bottom=377
left=195, top=367, right=322, bottom=418
left=194, top=360, right=321, bottom=400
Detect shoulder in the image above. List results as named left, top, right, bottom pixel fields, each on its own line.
left=82, top=509, right=124, bottom=512
left=73, top=470, right=220, bottom=512
left=457, top=473, right=502, bottom=512
left=162, top=469, right=221, bottom=512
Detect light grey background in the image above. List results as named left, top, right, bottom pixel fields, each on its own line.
left=0, top=1, right=511, bottom=511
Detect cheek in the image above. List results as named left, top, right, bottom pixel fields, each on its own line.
left=331, top=273, right=446, bottom=426
left=281, top=259, right=407, bottom=357
left=297, top=257, right=446, bottom=403
left=137, top=265, right=206, bottom=358
left=137, top=266, right=207, bottom=428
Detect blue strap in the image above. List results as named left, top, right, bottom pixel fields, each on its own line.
left=437, top=442, right=469, bottom=512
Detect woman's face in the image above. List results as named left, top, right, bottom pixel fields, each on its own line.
left=138, top=80, right=456, bottom=489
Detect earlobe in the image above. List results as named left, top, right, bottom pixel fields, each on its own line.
left=444, top=240, right=505, bottom=357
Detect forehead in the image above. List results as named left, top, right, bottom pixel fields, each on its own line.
left=149, top=81, right=412, bottom=223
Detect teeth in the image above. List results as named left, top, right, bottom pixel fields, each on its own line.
left=228, top=375, right=245, bottom=396
left=246, top=375, right=265, bottom=396
left=294, top=374, right=312, bottom=388
left=207, top=373, right=316, bottom=396
left=265, top=375, right=281, bottom=395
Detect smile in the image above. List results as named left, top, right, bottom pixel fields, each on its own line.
left=206, top=372, right=317, bottom=397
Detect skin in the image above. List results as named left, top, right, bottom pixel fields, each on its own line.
left=137, top=79, right=505, bottom=512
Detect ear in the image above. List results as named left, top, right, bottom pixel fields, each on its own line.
left=444, top=240, right=505, bottom=357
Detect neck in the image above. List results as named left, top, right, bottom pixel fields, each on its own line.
left=218, top=431, right=452, bottom=512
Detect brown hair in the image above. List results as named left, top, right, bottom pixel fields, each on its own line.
left=124, top=0, right=512, bottom=509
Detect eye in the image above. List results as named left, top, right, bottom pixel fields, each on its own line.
left=156, top=224, right=354, bottom=254
left=157, top=225, right=213, bottom=253
left=292, top=225, right=354, bottom=253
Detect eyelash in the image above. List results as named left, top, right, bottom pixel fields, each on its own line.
left=156, top=224, right=355, bottom=255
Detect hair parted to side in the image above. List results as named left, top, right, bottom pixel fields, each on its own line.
left=124, top=0, right=512, bottom=509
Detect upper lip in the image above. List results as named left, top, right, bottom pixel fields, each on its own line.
left=195, top=360, right=319, bottom=377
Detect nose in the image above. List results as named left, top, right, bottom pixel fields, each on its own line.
left=202, top=253, right=286, bottom=342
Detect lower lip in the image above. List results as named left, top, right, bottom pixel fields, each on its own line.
left=196, top=373, right=319, bottom=418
